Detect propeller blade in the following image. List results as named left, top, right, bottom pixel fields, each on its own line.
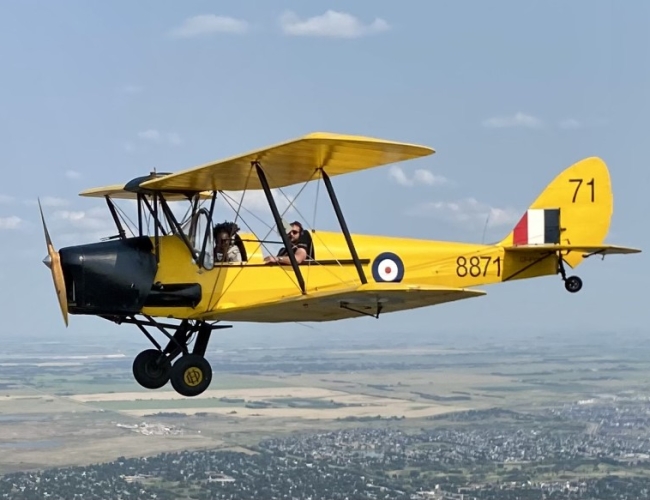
left=38, top=199, right=69, bottom=327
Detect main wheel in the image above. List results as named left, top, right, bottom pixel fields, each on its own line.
left=170, top=354, right=212, bottom=397
left=133, top=349, right=171, bottom=389
left=564, top=275, right=583, bottom=293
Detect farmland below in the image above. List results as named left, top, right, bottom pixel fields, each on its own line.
left=1, top=325, right=649, bottom=498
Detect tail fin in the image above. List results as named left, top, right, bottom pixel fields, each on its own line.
left=499, top=157, right=613, bottom=268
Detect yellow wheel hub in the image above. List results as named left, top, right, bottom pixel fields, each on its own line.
left=183, top=366, right=203, bottom=387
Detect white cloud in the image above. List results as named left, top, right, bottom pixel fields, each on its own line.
left=218, top=189, right=296, bottom=217
left=49, top=206, right=118, bottom=245
left=41, top=197, right=69, bottom=207
left=558, top=117, right=607, bottom=129
left=167, top=132, right=183, bottom=146
left=406, top=197, right=520, bottom=229
left=0, top=216, right=21, bottom=230
left=65, top=170, right=81, bottom=180
left=389, top=165, right=449, bottom=187
left=169, top=14, right=249, bottom=38
left=280, top=10, right=390, bottom=38
left=137, top=129, right=182, bottom=146
left=0, top=195, right=14, bottom=204
left=558, top=118, right=581, bottom=129
left=482, top=112, right=542, bottom=129
left=54, top=208, right=110, bottom=231
left=138, top=129, right=161, bottom=141
left=24, top=197, right=69, bottom=208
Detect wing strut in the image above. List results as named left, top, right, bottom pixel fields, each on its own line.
left=104, top=195, right=126, bottom=240
left=253, top=161, right=306, bottom=295
left=320, top=169, right=367, bottom=285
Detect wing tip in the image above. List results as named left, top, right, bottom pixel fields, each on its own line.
left=301, top=131, right=435, bottom=156
left=583, top=244, right=642, bottom=257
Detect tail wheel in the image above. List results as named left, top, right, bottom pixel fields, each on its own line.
left=564, top=275, right=583, bottom=293
left=133, top=349, right=171, bottom=389
left=170, top=354, right=212, bottom=397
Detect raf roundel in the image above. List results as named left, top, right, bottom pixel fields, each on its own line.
left=371, top=252, right=405, bottom=283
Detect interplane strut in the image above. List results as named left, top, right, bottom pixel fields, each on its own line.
left=254, top=160, right=307, bottom=294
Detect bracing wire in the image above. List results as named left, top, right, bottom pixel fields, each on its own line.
left=233, top=166, right=254, bottom=228
left=270, top=169, right=352, bottom=287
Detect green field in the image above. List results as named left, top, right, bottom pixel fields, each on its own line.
left=0, top=329, right=649, bottom=475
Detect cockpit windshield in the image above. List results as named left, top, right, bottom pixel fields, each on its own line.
left=179, top=207, right=215, bottom=270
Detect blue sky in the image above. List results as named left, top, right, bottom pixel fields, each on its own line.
left=0, top=1, right=648, bottom=347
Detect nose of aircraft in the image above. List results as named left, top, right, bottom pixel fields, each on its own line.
left=38, top=199, right=69, bottom=327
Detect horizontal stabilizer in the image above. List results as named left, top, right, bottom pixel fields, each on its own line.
left=503, top=243, right=641, bottom=258
left=211, top=283, right=486, bottom=323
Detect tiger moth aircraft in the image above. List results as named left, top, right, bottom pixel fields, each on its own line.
left=39, top=132, right=640, bottom=397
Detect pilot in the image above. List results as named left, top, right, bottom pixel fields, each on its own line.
left=264, top=221, right=310, bottom=265
left=214, top=222, right=242, bottom=263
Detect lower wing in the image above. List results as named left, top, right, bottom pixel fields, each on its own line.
left=210, top=283, right=486, bottom=323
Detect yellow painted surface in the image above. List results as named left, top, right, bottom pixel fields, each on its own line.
left=499, top=156, right=615, bottom=267
left=79, top=184, right=213, bottom=200
left=67, top=130, right=641, bottom=326
left=136, top=154, right=639, bottom=322
left=136, top=132, right=434, bottom=192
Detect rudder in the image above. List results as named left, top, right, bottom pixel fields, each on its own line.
left=499, top=157, right=613, bottom=268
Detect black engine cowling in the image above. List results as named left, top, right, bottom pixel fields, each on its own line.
left=59, top=236, right=158, bottom=316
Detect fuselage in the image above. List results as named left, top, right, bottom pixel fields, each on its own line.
left=57, top=229, right=557, bottom=323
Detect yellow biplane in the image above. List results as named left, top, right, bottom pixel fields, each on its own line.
left=39, top=132, right=640, bottom=397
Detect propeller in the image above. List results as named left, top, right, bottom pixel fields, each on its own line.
left=39, top=199, right=69, bottom=327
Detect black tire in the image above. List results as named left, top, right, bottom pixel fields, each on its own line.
left=132, top=349, right=171, bottom=389
left=170, top=354, right=212, bottom=397
left=565, top=276, right=583, bottom=293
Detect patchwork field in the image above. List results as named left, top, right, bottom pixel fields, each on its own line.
left=67, top=385, right=468, bottom=419
left=1, top=329, right=649, bottom=474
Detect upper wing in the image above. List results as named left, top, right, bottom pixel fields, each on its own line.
left=79, top=184, right=213, bottom=201
left=503, top=243, right=641, bottom=258
left=209, top=282, right=485, bottom=323
left=139, top=132, right=434, bottom=192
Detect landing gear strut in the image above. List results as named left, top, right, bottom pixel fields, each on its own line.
left=557, top=254, right=583, bottom=293
left=104, top=315, right=230, bottom=397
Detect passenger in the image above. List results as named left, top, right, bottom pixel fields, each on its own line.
left=264, top=221, right=310, bottom=265
left=214, top=222, right=242, bottom=263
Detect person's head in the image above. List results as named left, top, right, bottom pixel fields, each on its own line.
left=214, top=221, right=239, bottom=245
left=287, top=221, right=303, bottom=243
left=216, top=230, right=231, bottom=251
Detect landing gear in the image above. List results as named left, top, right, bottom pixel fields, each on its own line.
left=132, top=349, right=171, bottom=389
left=557, top=254, right=583, bottom=294
left=170, top=354, right=213, bottom=397
left=106, top=315, right=230, bottom=397
left=564, top=275, right=583, bottom=293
